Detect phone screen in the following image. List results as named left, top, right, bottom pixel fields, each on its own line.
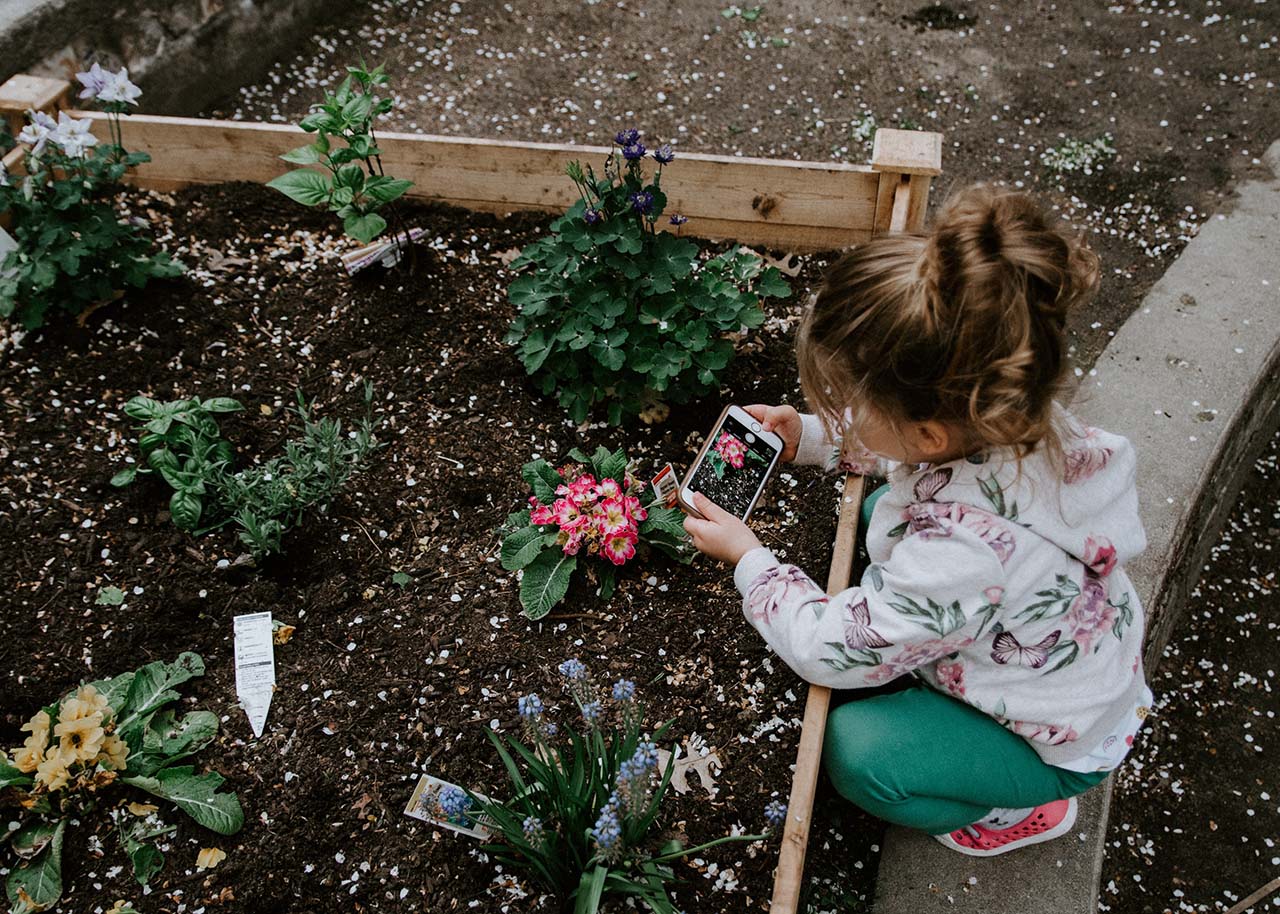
left=688, top=413, right=778, bottom=518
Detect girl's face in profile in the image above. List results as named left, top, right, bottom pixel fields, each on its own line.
left=853, top=406, right=968, bottom=466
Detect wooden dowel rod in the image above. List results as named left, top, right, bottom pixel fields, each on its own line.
left=770, top=473, right=865, bottom=914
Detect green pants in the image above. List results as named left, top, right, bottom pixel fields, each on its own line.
left=824, top=485, right=1107, bottom=834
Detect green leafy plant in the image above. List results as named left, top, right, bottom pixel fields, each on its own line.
left=501, top=446, right=689, bottom=618
left=0, top=66, right=183, bottom=330
left=472, top=659, right=771, bottom=913
left=267, top=62, right=415, bottom=250
left=111, top=383, right=379, bottom=558
left=1, top=654, right=243, bottom=912
left=1040, top=134, right=1117, bottom=177
left=505, top=128, right=791, bottom=424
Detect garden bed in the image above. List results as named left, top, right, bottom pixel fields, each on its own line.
left=0, top=182, right=883, bottom=912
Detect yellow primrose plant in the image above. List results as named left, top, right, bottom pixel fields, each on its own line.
left=1, top=654, right=243, bottom=913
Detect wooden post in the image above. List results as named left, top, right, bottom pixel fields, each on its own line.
left=768, top=144, right=939, bottom=913
left=0, top=75, right=71, bottom=136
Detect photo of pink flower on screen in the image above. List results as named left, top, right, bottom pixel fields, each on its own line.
left=707, top=431, right=766, bottom=479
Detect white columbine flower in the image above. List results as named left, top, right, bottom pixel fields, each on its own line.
left=97, top=68, right=142, bottom=106
left=76, top=62, right=109, bottom=100
left=52, top=111, right=99, bottom=158
left=17, top=110, right=58, bottom=155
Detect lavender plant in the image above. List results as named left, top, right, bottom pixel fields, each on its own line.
left=0, top=64, right=183, bottom=330
left=111, top=383, right=379, bottom=559
left=505, top=128, right=791, bottom=425
left=267, top=62, right=415, bottom=252
left=469, top=660, right=772, bottom=913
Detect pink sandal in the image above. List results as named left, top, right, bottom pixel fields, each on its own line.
left=933, top=797, right=1077, bottom=857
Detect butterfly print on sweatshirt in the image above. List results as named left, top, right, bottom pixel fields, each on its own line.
left=990, top=629, right=1061, bottom=668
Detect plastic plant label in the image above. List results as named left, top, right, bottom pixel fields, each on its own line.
left=650, top=463, right=679, bottom=509
left=233, top=612, right=275, bottom=738
left=404, top=774, right=493, bottom=840
left=340, top=227, right=427, bottom=276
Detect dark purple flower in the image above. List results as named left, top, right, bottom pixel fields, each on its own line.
left=583, top=208, right=603, bottom=225
left=629, top=191, right=654, bottom=214
left=614, top=128, right=640, bottom=146
left=652, top=144, right=675, bottom=164
left=669, top=213, right=688, bottom=226
left=622, top=142, right=647, bottom=161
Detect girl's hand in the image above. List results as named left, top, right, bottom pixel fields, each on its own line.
left=683, top=493, right=764, bottom=565
left=744, top=404, right=803, bottom=462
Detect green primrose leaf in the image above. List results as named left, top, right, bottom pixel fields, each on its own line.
left=122, top=766, right=244, bottom=835
left=519, top=550, right=577, bottom=620
left=96, top=585, right=126, bottom=606
left=392, top=571, right=412, bottom=588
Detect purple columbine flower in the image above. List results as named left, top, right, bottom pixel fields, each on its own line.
left=75, top=62, right=109, bottom=100
left=17, top=110, right=57, bottom=156
left=669, top=214, right=688, bottom=226
left=559, top=658, right=587, bottom=680
left=615, top=128, right=640, bottom=146
left=583, top=207, right=603, bottom=225
left=621, top=142, right=647, bottom=161
left=765, top=800, right=788, bottom=827
left=652, top=144, right=675, bottom=164
left=611, top=679, right=636, bottom=702
left=97, top=67, right=142, bottom=106
left=629, top=191, right=654, bottom=215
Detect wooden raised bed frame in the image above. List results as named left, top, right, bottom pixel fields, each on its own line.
left=0, top=74, right=942, bottom=914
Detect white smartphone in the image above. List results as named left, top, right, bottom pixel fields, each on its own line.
left=678, top=405, right=784, bottom=521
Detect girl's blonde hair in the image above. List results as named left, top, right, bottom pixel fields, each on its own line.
left=797, top=182, right=1100, bottom=464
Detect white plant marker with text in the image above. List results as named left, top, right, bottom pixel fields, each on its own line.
left=0, top=227, right=16, bottom=279
left=233, top=612, right=275, bottom=737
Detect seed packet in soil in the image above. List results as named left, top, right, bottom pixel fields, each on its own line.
left=651, top=462, right=679, bottom=509
left=404, top=774, right=493, bottom=840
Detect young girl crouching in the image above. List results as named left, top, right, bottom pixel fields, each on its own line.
left=683, top=184, right=1150, bottom=856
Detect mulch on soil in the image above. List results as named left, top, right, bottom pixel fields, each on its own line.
left=0, top=183, right=883, bottom=913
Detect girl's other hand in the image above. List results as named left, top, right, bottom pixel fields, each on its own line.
left=744, top=404, right=803, bottom=462
left=683, top=493, right=764, bottom=565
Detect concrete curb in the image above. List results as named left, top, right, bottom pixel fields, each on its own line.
left=872, top=139, right=1280, bottom=914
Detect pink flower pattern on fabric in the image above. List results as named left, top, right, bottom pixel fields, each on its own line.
left=865, top=635, right=975, bottom=684
left=1063, top=427, right=1114, bottom=484
left=747, top=565, right=827, bottom=624
left=1081, top=534, right=1118, bottom=578
left=1064, top=575, right=1116, bottom=653
left=905, top=501, right=1017, bottom=565
left=935, top=659, right=966, bottom=697
left=999, top=717, right=1080, bottom=747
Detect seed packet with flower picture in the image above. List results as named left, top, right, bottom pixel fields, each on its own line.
left=404, top=774, right=493, bottom=839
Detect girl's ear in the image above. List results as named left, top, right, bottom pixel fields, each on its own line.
left=911, top=420, right=955, bottom=462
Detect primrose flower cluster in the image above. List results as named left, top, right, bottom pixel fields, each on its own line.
left=714, top=432, right=749, bottom=470
left=8, top=684, right=129, bottom=795
left=529, top=468, right=649, bottom=565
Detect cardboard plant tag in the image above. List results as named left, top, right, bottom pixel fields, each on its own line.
left=340, top=228, right=427, bottom=276
left=651, top=463, right=679, bottom=509
left=233, top=612, right=275, bottom=738
left=404, top=774, right=493, bottom=840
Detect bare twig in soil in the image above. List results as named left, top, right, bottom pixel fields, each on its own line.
left=1225, top=876, right=1280, bottom=914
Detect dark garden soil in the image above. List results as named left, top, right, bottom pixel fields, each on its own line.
left=0, top=183, right=884, bottom=913
left=209, top=0, right=1280, bottom=369
left=1101, top=430, right=1280, bottom=914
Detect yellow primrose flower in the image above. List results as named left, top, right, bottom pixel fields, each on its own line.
left=61, top=685, right=110, bottom=722
left=54, top=713, right=106, bottom=763
left=35, top=748, right=71, bottom=791
left=12, top=711, right=52, bottom=772
left=12, top=742, right=44, bottom=773
left=99, top=733, right=129, bottom=771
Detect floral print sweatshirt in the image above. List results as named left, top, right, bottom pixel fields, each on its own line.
left=733, top=406, right=1149, bottom=768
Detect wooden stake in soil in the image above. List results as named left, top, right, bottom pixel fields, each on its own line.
left=769, top=473, right=864, bottom=914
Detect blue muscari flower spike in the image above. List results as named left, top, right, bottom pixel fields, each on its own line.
left=611, top=679, right=636, bottom=702
left=591, top=797, right=623, bottom=855
left=522, top=815, right=544, bottom=843
left=439, top=786, right=473, bottom=822
left=622, top=142, right=647, bottom=161
left=629, top=191, right=654, bottom=215
left=583, top=207, right=602, bottom=225
left=581, top=700, right=603, bottom=724
left=614, top=128, right=640, bottom=146
left=517, top=693, right=544, bottom=718
left=653, top=144, right=675, bottom=164
left=765, top=799, right=788, bottom=827
left=669, top=213, right=688, bottom=225
left=558, top=658, right=587, bottom=680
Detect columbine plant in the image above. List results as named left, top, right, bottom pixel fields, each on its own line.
left=0, top=64, right=183, bottom=329
left=501, top=446, right=689, bottom=618
left=471, top=660, right=770, bottom=913
left=506, top=127, right=792, bottom=424
left=0, top=654, right=243, bottom=912
left=111, top=383, right=379, bottom=558
left=267, top=62, right=415, bottom=252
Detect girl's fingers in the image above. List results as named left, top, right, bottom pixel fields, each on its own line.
left=692, top=492, right=733, bottom=522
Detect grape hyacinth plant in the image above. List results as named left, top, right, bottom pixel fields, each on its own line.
left=267, top=62, right=416, bottom=256
left=505, top=127, right=792, bottom=424
left=0, top=654, right=243, bottom=912
left=0, top=65, right=183, bottom=329
left=500, top=446, right=689, bottom=618
left=469, top=661, right=771, bottom=913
